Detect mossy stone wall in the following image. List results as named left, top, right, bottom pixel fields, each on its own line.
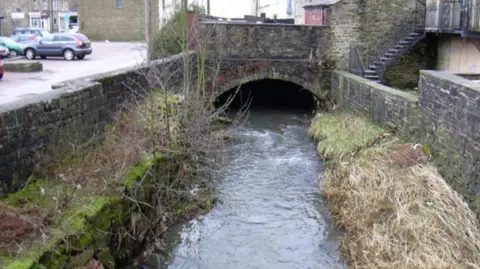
left=331, top=70, right=420, bottom=137
left=0, top=53, right=196, bottom=198
left=419, top=70, right=480, bottom=219
left=332, top=69, right=480, bottom=220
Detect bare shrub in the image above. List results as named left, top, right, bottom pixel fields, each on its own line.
left=1, top=6, right=246, bottom=267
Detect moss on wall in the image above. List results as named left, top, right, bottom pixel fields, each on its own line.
left=1, top=156, right=215, bottom=269
left=385, top=38, right=437, bottom=90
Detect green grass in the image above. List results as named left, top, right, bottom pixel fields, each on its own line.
left=308, top=112, right=388, bottom=160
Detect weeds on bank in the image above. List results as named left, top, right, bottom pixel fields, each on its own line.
left=310, top=112, right=480, bottom=269
left=308, top=112, right=387, bottom=161
left=0, top=6, right=244, bottom=266
left=2, top=46, right=239, bottom=269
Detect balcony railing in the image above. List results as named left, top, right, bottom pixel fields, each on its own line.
left=425, top=0, right=463, bottom=32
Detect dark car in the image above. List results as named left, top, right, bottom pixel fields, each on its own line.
left=10, top=34, right=40, bottom=45
left=24, top=33, right=92, bottom=61
left=12, top=27, right=51, bottom=38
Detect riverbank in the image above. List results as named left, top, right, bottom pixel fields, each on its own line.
left=0, top=91, right=225, bottom=269
left=309, top=112, right=480, bottom=269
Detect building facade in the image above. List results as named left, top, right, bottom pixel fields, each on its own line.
left=160, top=0, right=256, bottom=26
left=80, top=0, right=159, bottom=41
left=0, top=0, right=79, bottom=36
left=79, top=0, right=325, bottom=42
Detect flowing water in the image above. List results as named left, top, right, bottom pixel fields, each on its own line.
left=144, top=110, right=344, bottom=269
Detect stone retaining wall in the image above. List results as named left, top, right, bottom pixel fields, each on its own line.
left=331, top=70, right=420, bottom=137
left=455, top=73, right=480, bottom=81
left=332, top=70, right=480, bottom=219
left=0, top=54, right=195, bottom=197
left=419, top=70, right=480, bottom=217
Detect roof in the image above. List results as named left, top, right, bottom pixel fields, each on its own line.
left=303, top=0, right=341, bottom=8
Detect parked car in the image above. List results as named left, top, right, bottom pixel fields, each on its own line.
left=0, top=46, right=9, bottom=80
left=10, top=34, right=40, bottom=45
left=0, top=37, right=25, bottom=57
left=24, top=33, right=92, bottom=61
left=12, top=27, right=51, bottom=38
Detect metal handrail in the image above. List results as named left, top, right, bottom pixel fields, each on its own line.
left=349, top=0, right=426, bottom=81
left=349, top=44, right=365, bottom=77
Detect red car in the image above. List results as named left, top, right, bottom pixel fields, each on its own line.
left=0, top=46, right=7, bottom=80
left=0, top=59, right=4, bottom=80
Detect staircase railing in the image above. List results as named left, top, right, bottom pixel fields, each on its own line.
left=349, top=43, right=365, bottom=77
left=349, top=0, right=426, bottom=80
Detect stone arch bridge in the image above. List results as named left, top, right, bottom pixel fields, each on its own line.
left=197, top=22, right=333, bottom=102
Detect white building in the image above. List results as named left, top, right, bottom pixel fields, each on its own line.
left=247, top=0, right=310, bottom=23
left=159, top=0, right=308, bottom=26
left=159, top=0, right=254, bottom=26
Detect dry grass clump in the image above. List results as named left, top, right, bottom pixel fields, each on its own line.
left=76, top=259, right=104, bottom=269
left=0, top=205, right=52, bottom=255
left=314, top=113, right=480, bottom=269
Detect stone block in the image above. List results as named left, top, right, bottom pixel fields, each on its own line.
left=4, top=60, right=43, bottom=72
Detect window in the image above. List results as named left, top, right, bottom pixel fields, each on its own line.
left=33, top=0, right=38, bottom=9
left=53, top=0, right=57, bottom=10
left=63, top=0, right=69, bottom=10
left=42, top=35, right=54, bottom=41
left=54, top=18, right=57, bottom=25
left=30, top=17, right=41, bottom=28
left=53, top=35, right=65, bottom=41
left=116, top=0, right=124, bottom=8
left=42, top=0, right=47, bottom=10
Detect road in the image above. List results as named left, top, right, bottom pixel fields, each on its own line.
left=0, top=42, right=146, bottom=105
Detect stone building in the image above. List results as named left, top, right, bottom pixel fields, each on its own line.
left=79, top=0, right=160, bottom=41
left=0, top=0, right=79, bottom=36
left=79, top=0, right=317, bottom=41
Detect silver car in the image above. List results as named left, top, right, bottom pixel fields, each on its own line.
left=24, top=33, right=92, bottom=61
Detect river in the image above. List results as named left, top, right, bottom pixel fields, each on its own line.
left=143, top=109, right=344, bottom=269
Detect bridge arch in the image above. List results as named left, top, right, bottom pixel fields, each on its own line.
left=215, top=71, right=322, bottom=101
left=214, top=71, right=324, bottom=111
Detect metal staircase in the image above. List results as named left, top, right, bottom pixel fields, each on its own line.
left=361, top=32, right=426, bottom=83
left=349, top=0, right=427, bottom=84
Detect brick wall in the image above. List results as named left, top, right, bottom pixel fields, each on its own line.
left=79, top=0, right=159, bottom=41
left=304, top=8, right=325, bottom=25
left=419, top=70, right=480, bottom=217
left=0, top=53, right=194, bottom=197
left=332, top=70, right=420, bottom=137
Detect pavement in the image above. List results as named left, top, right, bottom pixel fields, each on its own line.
left=0, top=42, right=147, bottom=105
